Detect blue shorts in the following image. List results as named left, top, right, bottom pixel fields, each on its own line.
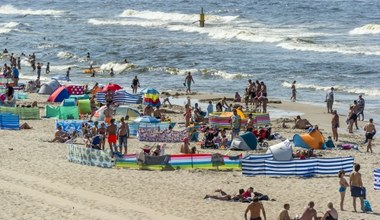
left=339, top=186, right=346, bottom=192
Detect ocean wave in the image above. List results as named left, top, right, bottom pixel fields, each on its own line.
left=50, top=65, right=78, bottom=72
left=282, top=82, right=380, bottom=96
left=277, top=41, right=380, bottom=56
left=349, top=24, right=380, bottom=35
left=200, top=69, right=251, bottom=79
left=0, top=22, right=19, bottom=34
left=100, top=62, right=135, bottom=73
left=88, top=18, right=166, bottom=27
left=0, top=4, right=63, bottom=16
left=57, top=51, right=75, bottom=59
left=119, top=9, right=239, bottom=23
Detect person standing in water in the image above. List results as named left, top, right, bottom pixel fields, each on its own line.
left=131, top=75, right=140, bottom=94
left=45, top=62, right=50, bottom=74
left=90, top=65, right=95, bottom=77
left=109, top=68, right=114, bottom=77
left=184, top=72, right=195, bottom=94
left=290, top=80, right=296, bottom=102
left=66, top=67, right=71, bottom=79
left=87, top=52, right=90, bottom=59
left=326, top=87, right=334, bottom=113
left=36, top=62, right=42, bottom=79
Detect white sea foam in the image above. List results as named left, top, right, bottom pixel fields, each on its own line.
left=200, top=69, right=251, bottom=79
left=57, top=51, right=75, bottom=59
left=0, top=22, right=19, bottom=34
left=0, top=4, right=63, bottom=16
left=50, top=65, right=77, bottom=72
left=277, top=41, right=380, bottom=56
left=349, top=24, right=380, bottom=35
left=88, top=18, right=166, bottom=28
left=282, top=82, right=380, bottom=96
left=100, top=62, right=135, bottom=73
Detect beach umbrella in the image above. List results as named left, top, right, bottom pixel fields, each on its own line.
left=102, top=83, right=122, bottom=92
left=143, top=88, right=160, bottom=107
left=134, top=116, right=160, bottom=123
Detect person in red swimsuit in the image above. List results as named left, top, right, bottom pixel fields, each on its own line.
left=106, top=119, right=117, bottom=153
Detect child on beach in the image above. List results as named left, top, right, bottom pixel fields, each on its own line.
left=338, top=170, right=349, bottom=211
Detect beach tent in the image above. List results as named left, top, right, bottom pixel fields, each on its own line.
left=66, top=85, right=85, bottom=95
left=38, top=83, right=54, bottom=94
left=266, top=139, right=293, bottom=161
left=61, top=98, right=76, bottom=107
left=230, top=132, right=257, bottom=150
left=293, top=129, right=326, bottom=149
left=78, top=99, right=91, bottom=114
left=143, top=88, right=160, bottom=107
left=114, top=105, right=140, bottom=119
left=47, top=86, right=70, bottom=103
left=47, top=79, right=60, bottom=91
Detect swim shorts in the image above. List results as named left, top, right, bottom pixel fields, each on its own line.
left=108, top=134, right=117, bottom=143
left=351, top=186, right=363, bottom=197
left=366, top=132, right=374, bottom=140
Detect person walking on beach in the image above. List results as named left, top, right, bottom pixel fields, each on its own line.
left=290, top=81, right=296, bottom=102
left=357, top=95, right=365, bottom=121
left=244, top=197, right=266, bottom=220
left=231, top=109, right=241, bottom=140
left=277, top=203, right=291, bottom=220
left=184, top=72, right=195, bottom=94
left=349, top=163, right=364, bottom=212
left=326, top=87, right=334, bottom=113
left=131, top=75, right=140, bottom=94
left=364, top=118, right=376, bottom=153
left=338, top=170, right=349, bottom=211
left=331, top=110, right=339, bottom=141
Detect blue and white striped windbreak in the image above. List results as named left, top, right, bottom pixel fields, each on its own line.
left=96, top=90, right=142, bottom=104
left=374, top=168, right=380, bottom=190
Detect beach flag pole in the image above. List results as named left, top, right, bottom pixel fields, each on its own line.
left=200, top=8, right=205, bottom=27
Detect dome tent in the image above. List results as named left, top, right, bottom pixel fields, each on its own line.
left=47, top=86, right=70, bottom=103
left=229, top=132, right=257, bottom=151
left=266, top=139, right=293, bottom=161
left=38, top=83, right=54, bottom=94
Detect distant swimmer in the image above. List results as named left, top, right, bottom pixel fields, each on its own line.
left=66, top=67, right=71, bottom=79
left=109, top=68, right=114, bottom=77
left=124, top=59, right=128, bottom=63
left=87, top=52, right=90, bottom=59
left=46, top=62, right=50, bottom=74
left=3, top=48, right=8, bottom=54
left=17, top=57, right=21, bottom=70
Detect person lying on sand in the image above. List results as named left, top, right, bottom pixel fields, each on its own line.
left=294, top=115, right=313, bottom=129
left=204, top=189, right=245, bottom=201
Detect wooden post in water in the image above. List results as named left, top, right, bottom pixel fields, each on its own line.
left=199, top=8, right=205, bottom=27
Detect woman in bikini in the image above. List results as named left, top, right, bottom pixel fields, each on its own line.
left=338, top=170, right=349, bottom=211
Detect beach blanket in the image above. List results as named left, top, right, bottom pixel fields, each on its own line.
left=137, top=127, right=188, bottom=142
left=96, top=90, right=142, bottom=104
left=67, top=144, right=112, bottom=168
left=0, top=106, right=40, bottom=120
left=242, top=154, right=354, bottom=177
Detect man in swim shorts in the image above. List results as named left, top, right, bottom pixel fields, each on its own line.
left=106, top=119, right=117, bottom=153
left=349, top=163, right=364, bottom=212
left=103, top=103, right=113, bottom=125
left=118, top=117, right=129, bottom=154
left=364, top=118, right=376, bottom=153
left=244, top=197, right=266, bottom=220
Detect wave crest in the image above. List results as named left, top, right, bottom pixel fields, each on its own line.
left=0, top=4, right=64, bottom=16
left=349, top=24, right=380, bottom=35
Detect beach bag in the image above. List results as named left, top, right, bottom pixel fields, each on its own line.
left=364, top=199, right=372, bottom=212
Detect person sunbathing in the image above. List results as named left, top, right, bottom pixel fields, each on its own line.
left=204, top=189, right=245, bottom=201
left=49, top=126, right=68, bottom=143
left=294, top=115, right=313, bottom=129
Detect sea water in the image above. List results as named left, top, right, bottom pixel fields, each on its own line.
left=0, top=0, right=379, bottom=121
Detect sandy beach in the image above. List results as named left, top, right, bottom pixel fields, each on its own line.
left=0, top=92, right=378, bottom=220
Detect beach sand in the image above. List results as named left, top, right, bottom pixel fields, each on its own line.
left=0, top=93, right=378, bottom=220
